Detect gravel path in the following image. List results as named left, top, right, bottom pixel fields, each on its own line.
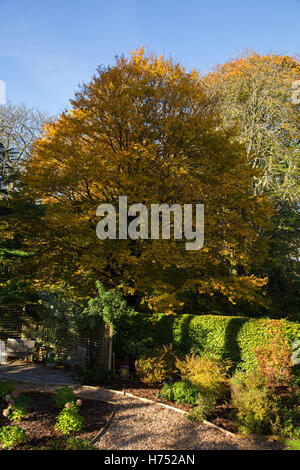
left=7, top=380, right=282, bottom=451
left=94, top=396, right=281, bottom=450
left=0, top=363, right=77, bottom=385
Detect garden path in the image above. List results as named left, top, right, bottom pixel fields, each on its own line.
left=0, top=363, right=77, bottom=385
left=0, top=366, right=282, bottom=451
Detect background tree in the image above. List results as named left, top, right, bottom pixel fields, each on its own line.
left=0, top=104, right=47, bottom=192
left=0, top=104, right=47, bottom=309
left=0, top=143, right=19, bottom=196
left=203, top=52, right=300, bottom=201
left=204, top=52, right=300, bottom=317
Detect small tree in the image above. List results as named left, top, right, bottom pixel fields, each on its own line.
left=76, top=281, right=135, bottom=366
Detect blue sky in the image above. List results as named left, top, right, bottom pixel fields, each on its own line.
left=0, top=0, right=299, bottom=116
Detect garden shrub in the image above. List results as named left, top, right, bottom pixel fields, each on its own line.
left=5, top=395, right=29, bottom=422
left=135, top=345, right=177, bottom=384
left=271, top=388, right=300, bottom=439
left=114, top=311, right=158, bottom=359
left=36, top=438, right=66, bottom=450
left=0, top=380, right=17, bottom=401
left=275, top=415, right=300, bottom=440
left=176, top=354, right=230, bottom=401
left=231, top=368, right=300, bottom=437
left=254, top=321, right=293, bottom=388
left=187, top=395, right=216, bottom=422
left=0, top=425, right=27, bottom=449
left=54, top=386, right=76, bottom=409
left=45, top=352, right=63, bottom=365
left=55, top=402, right=84, bottom=435
left=158, top=381, right=200, bottom=405
left=72, top=366, right=112, bottom=386
left=285, top=438, right=300, bottom=451
left=32, top=436, right=96, bottom=450
left=292, top=364, right=300, bottom=385
left=115, top=314, right=300, bottom=374
left=66, top=437, right=96, bottom=450
left=170, top=316, right=300, bottom=374
left=230, top=370, right=276, bottom=434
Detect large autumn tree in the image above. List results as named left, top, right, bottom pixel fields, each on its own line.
left=204, top=52, right=300, bottom=316
left=22, top=49, right=271, bottom=314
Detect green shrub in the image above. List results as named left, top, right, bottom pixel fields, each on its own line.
left=231, top=369, right=300, bottom=437
left=72, top=366, right=112, bottom=386
left=176, top=354, right=230, bottom=400
left=276, top=419, right=300, bottom=440
left=46, top=352, right=63, bottom=365
left=6, top=395, right=29, bottom=422
left=31, top=437, right=96, bottom=450
left=159, top=381, right=200, bottom=405
left=292, top=365, right=300, bottom=385
left=172, top=316, right=300, bottom=374
left=66, top=437, right=96, bottom=450
left=35, top=438, right=65, bottom=450
left=230, top=370, right=276, bottom=434
left=55, top=402, right=84, bottom=435
left=0, top=380, right=17, bottom=401
left=285, top=438, right=300, bottom=450
left=0, top=425, right=27, bottom=449
left=188, top=395, right=216, bottom=422
left=54, top=386, right=76, bottom=409
left=135, top=345, right=177, bottom=384
left=271, top=388, right=300, bottom=439
left=115, top=314, right=300, bottom=374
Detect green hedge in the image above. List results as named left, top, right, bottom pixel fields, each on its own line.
left=115, top=313, right=300, bottom=373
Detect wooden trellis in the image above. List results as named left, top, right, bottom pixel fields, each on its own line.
left=0, top=304, right=24, bottom=341
left=0, top=304, right=112, bottom=369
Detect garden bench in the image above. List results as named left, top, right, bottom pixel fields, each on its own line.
left=6, top=338, right=36, bottom=366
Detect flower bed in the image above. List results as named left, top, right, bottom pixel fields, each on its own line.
left=0, top=391, right=114, bottom=449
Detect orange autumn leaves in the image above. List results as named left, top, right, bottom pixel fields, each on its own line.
left=23, top=49, right=273, bottom=312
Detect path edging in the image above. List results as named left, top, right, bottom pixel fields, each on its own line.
left=8, top=379, right=282, bottom=444
left=96, top=387, right=283, bottom=443
left=99, top=387, right=236, bottom=438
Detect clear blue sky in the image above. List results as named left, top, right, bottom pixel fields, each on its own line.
left=1, top=0, right=299, bottom=116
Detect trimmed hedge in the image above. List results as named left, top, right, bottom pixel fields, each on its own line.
left=115, top=313, right=300, bottom=373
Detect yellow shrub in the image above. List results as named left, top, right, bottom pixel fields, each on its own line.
left=135, top=345, right=177, bottom=385
left=176, top=354, right=230, bottom=400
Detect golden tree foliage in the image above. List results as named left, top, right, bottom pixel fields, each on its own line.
left=23, top=49, right=271, bottom=312
left=204, top=52, right=300, bottom=201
